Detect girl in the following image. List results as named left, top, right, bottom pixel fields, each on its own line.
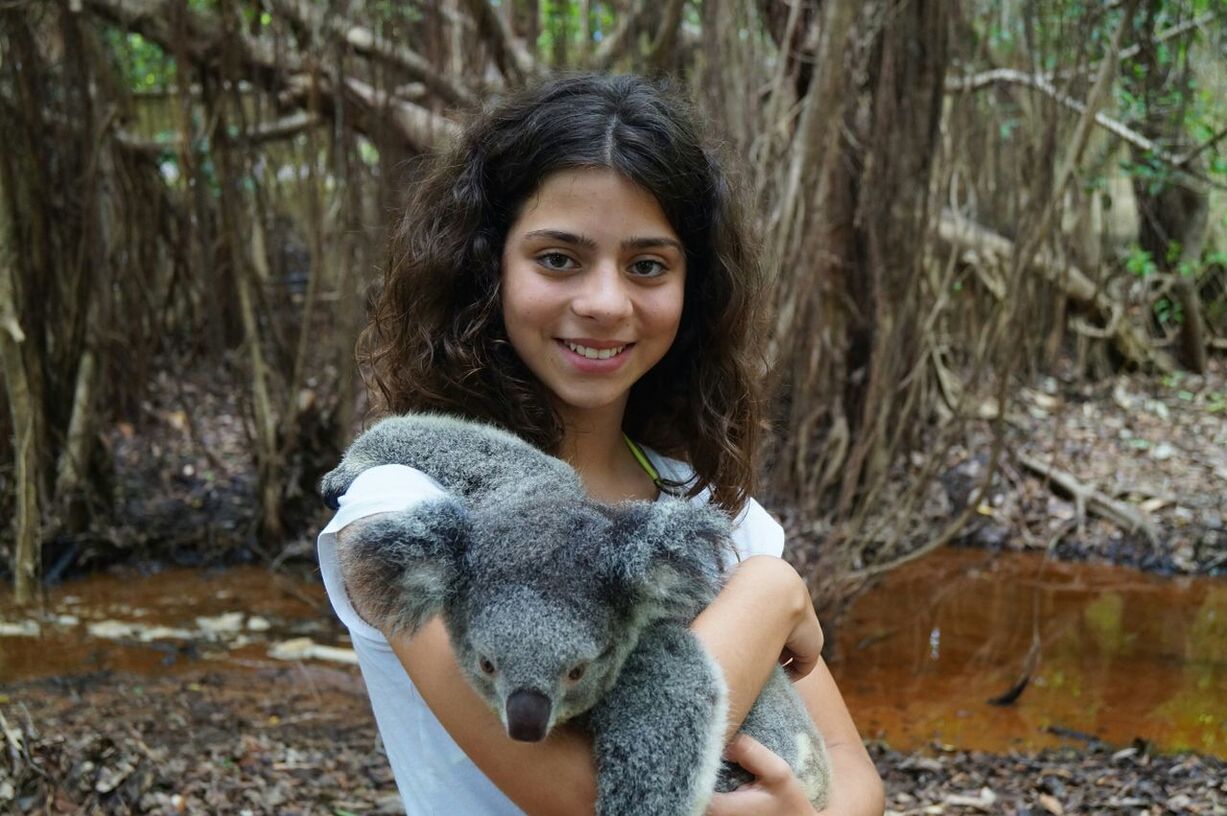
left=318, top=73, right=884, bottom=815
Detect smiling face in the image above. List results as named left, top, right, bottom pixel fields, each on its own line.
left=500, top=168, right=686, bottom=427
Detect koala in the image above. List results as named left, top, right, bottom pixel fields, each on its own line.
left=322, top=413, right=830, bottom=815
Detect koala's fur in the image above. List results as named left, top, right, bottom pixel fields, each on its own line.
left=322, top=413, right=830, bottom=815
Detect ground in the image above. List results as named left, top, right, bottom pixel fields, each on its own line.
left=3, top=670, right=1224, bottom=814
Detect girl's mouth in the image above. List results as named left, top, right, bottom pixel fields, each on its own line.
left=556, top=339, right=635, bottom=372
left=561, top=340, right=630, bottom=360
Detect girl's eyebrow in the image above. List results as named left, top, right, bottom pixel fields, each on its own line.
left=521, top=229, right=683, bottom=253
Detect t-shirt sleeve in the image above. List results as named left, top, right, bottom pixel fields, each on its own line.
left=317, top=464, right=450, bottom=643
left=729, top=497, right=786, bottom=560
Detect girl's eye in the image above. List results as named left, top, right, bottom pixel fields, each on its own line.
left=537, top=252, right=576, bottom=271
left=629, top=259, right=667, bottom=278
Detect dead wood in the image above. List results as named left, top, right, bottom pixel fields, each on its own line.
left=1016, top=451, right=1159, bottom=543
left=937, top=210, right=1174, bottom=372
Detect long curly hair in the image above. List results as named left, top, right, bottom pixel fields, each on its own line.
left=358, top=73, right=768, bottom=515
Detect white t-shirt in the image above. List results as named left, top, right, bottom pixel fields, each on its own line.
left=316, top=448, right=785, bottom=815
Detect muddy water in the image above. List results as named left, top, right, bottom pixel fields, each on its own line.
left=0, top=567, right=336, bottom=681
left=829, top=548, right=1227, bottom=756
left=2, top=550, right=1224, bottom=757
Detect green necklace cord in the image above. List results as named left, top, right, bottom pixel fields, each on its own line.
left=622, top=434, right=662, bottom=485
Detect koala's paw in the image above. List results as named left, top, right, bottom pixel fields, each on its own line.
left=320, top=462, right=365, bottom=510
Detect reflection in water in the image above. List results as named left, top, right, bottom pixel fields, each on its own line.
left=830, top=548, right=1227, bottom=757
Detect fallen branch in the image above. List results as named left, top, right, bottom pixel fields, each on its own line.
left=269, top=637, right=359, bottom=665
left=937, top=209, right=1175, bottom=372
left=1016, top=451, right=1158, bottom=543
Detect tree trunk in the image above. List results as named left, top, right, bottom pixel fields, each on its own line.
left=0, top=191, right=41, bottom=603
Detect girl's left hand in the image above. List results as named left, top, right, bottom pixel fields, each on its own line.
left=704, top=734, right=820, bottom=815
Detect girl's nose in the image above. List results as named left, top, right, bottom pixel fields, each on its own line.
left=570, top=263, right=632, bottom=322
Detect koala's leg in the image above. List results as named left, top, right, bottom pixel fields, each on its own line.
left=718, top=667, right=831, bottom=809
left=587, top=622, right=727, bottom=816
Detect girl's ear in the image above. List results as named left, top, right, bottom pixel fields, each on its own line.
left=599, top=500, right=731, bottom=621
left=336, top=498, right=471, bottom=636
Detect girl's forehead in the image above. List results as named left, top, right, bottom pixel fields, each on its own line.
left=511, top=168, right=678, bottom=241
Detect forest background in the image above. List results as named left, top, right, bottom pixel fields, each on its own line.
left=1, top=0, right=1226, bottom=812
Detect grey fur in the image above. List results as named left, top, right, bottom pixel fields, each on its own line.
left=323, top=413, right=830, bottom=814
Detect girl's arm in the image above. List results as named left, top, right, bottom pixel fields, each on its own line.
left=370, top=552, right=818, bottom=816
left=793, top=663, right=886, bottom=816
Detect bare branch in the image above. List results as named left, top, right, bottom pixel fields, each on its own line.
left=115, top=111, right=322, bottom=155
left=1117, top=11, right=1215, bottom=62
left=1175, top=124, right=1227, bottom=168
left=460, top=0, right=537, bottom=83
left=269, top=0, right=477, bottom=108
left=646, top=0, right=686, bottom=73
left=944, top=67, right=1224, bottom=192
left=334, top=77, right=460, bottom=151
left=590, top=0, right=648, bottom=71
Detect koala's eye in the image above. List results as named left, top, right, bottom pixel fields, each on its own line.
left=479, top=656, right=496, bottom=675
left=567, top=663, right=587, bottom=682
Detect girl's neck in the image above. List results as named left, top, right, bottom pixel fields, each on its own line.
left=556, top=402, right=656, bottom=503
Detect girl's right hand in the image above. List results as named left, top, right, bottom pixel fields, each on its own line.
left=705, top=734, right=818, bottom=815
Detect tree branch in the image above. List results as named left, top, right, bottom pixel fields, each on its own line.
left=646, top=0, right=686, bottom=73
left=269, top=0, right=477, bottom=108
left=945, top=66, right=1223, bottom=192
left=460, top=0, right=536, bottom=84
left=114, top=111, right=322, bottom=155
left=590, top=0, right=648, bottom=71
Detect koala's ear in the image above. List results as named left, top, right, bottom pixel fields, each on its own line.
left=336, top=497, right=470, bottom=636
left=600, top=499, right=732, bottom=621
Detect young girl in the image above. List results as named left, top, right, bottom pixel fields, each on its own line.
left=318, top=73, right=884, bottom=815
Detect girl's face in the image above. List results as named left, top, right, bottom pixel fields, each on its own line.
left=500, top=168, right=686, bottom=426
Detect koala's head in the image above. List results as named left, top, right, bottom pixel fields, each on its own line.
left=340, top=494, right=731, bottom=742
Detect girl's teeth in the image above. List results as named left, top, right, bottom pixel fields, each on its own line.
left=566, top=342, right=626, bottom=360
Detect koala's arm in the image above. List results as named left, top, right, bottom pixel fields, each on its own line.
left=793, top=667, right=885, bottom=815
left=690, top=554, right=823, bottom=742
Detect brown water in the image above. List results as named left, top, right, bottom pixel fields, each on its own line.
left=2, top=551, right=1224, bottom=757
left=0, top=567, right=334, bottom=681
left=830, top=548, right=1227, bottom=756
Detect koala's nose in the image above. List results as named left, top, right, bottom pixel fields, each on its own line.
left=505, top=689, right=552, bottom=742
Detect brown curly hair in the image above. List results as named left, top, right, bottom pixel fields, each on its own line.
left=358, top=73, right=768, bottom=516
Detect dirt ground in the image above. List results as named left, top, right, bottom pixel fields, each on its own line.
left=3, top=668, right=1224, bottom=815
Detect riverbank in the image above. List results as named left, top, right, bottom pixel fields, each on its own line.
left=3, top=668, right=1222, bottom=814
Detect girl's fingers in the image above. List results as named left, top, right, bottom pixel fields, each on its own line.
left=722, top=733, right=791, bottom=785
